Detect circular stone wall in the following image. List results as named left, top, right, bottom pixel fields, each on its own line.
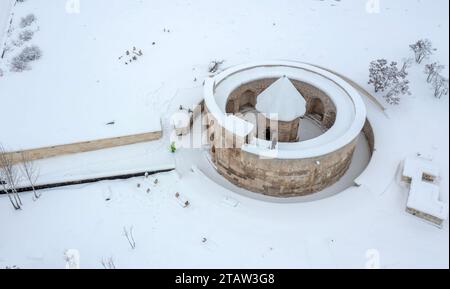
left=203, top=61, right=367, bottom=197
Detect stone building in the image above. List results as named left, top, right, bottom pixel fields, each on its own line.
left=203, top=61, right=368, bottom=197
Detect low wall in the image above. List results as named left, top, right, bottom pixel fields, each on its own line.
left=7, top=130, right=162, bottom=164
left=1, top=167, right=173, bottom=195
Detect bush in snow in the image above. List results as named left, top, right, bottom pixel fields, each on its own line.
left=368, top=59, right=409, bottom=89
left=10, top=56, right=29, bottom=72
left=424, top=62, right=445, bottom=83
left=368, top=59, right=411, bottom=105
left=20, top=14, right=36, bottom=28
left=410, top=39, right=436, bottom=64
left=384, top=80, right=411, bottom=105
left=368, top=59, right=396, bottom=93
left=20, top=45, right=42, bottom=61
left=170, top=142, right=177, bottom=153
left=19, top=30, right=34, bottom=42
left=432, top=75, right=449, bottom=99
left=10, top=45, right=42, bottom=72
left=12, top=30, right=35, bottom=47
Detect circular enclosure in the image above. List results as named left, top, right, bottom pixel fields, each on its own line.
left=203, top=61, right=368, bottom=197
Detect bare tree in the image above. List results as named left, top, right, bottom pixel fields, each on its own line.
left=123, top=226, right=136, bottom=250
left=0, top=144, right=22, bottom=210
left=410, top=39, right=436, bottom=64
left=19, top=151, right=40, bottom=200
left=424, top=62, right=445, bottom=83
left=432, top=75, right=449, bottom=99
left=101, top=257, right=116, bottom=269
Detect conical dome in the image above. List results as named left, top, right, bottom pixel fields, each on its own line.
left=256, top=76, right=307, bottom=122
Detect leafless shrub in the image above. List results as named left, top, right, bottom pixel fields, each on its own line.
left=123, top=226, right=136, bottom=250
left=19, top=151, right=40, bottom=200
left=101, top=257, right=116, bottom=269
left=424, top=62, right=445, bottom=83
left=410, top=39, right=436, bottom=64
left=432, top=75, right=449, bottom=99
left=0, top=144, right=22, bottom=210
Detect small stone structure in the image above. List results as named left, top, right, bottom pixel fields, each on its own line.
left=253, top=76, right=306, bottom=142
left=402, top=156, right=448, bottom=227
left=203, top=61, right=368, bottom=197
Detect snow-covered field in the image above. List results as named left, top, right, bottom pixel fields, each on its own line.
left=0, top=1, right=13, bottom=42
left=0, top=0, right=448, bottom=269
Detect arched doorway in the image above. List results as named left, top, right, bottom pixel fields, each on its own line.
left=309, top=98, right=325, bottom=121
left=239, top=90, right=256, bottom=111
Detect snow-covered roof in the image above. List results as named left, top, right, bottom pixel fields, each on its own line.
left=255, top=76, right=306, bottom=122
left=403, top=157, right=440, bottom=180
left=407, top=181, right=448, bottom=221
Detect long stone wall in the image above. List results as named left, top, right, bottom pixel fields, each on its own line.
left=6, top=130, right=162, bottom=165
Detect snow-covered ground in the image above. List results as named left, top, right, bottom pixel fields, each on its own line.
left=0, top=1, right=13, bottom=44
left=0, top=0, right=448, bottom=269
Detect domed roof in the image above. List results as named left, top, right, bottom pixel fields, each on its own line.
left=255, top=76, right=307, bottom=122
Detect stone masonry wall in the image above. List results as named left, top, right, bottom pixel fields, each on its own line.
left=213, top=140, right=357, bottom=197
left=205, top=104, right=358, bottom=197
